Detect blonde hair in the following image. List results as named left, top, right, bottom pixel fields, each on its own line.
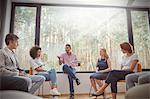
left=100, top=48, right=109, bottom=60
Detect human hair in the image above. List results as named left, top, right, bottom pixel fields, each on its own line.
left=100, top=48, right=109, bottom=60
left=30, top=46, right=41, bottom=59
left=5, top=33, right=19, bottom=45
left=65, top=44, right=71, bottom=49
left=120, top=42, right=133, bottom=53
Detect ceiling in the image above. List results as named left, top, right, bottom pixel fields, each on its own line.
left=11, top=0, right=150, bottom=8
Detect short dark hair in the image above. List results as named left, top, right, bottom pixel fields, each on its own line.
left=30, top=46, right=41, bottom=59
left=65, top=44, right=71, bottom=49
left=5, top=33, right=19, bottom=45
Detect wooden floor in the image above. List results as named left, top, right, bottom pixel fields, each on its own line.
left=42, top=93, right=125, bottom=99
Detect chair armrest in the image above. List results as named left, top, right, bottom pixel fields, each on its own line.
left=125, top=83, right=150, bottom=99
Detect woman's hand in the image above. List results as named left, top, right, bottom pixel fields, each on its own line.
left=35, top=66, right=45, bottom=72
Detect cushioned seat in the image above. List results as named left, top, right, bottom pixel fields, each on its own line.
left=0, top=90, right=42, bottom=99
left=125, top=83, right=150, bottom=99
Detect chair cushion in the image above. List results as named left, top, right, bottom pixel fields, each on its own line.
left=125, top=83, right=150, bottom=99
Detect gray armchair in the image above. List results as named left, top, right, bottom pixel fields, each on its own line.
left=1, top=90, right=42, bottom=99
left=125, top=83, right=150, bottom=99
left=0, top=76, right=28, bottom=92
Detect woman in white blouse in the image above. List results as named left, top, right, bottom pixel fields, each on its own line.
left=92, top=42, right=139, bottom=99
left=29, top=46, right=60, bottom=96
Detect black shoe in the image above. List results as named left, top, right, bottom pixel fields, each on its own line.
left=91, top=92, right=104, bottom=97
left=69, top=94, right=74, bottom=99
left=75, top=78, right=81, bottom=85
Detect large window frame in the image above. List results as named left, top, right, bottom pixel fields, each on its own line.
left=10, top=2, right=150, bottom=73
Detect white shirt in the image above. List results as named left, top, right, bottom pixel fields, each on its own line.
left=29, top=58, right=46, bottom=74
left=121, top=53, right=138, bottom=70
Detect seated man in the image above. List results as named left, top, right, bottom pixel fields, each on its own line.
left=0, top=33, right=45, bottom=94
left=57, top=44, right=81, bottom=99
left=126, top=71, right=150, bottom=90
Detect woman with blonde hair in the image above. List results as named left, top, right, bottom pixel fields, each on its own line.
left=90, top=48, right=112, bottom=95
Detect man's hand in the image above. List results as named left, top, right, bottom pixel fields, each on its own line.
left=57, top=56, right=61, bottom=60
left=57, top=56, right=64, bottom=65
left=77, top=61, right=81, bottom=66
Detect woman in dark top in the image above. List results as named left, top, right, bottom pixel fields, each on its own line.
left=90, top=48, right=112, bottom=93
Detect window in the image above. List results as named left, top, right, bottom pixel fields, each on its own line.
left=11, top=4, right=150, bottom=71
left=40, top=6, right=128, bottom=71
left=131, top=10, right=150, bottom=69
left=13, top=6, right=36, bottom=69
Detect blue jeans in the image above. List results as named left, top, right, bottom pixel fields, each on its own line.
left=62, top=64, right=76, bottom=95
left=36, top=69, right=57, bottom=86
left=90, top=72, right=108, bottom=80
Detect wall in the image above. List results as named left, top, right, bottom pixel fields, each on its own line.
left=0, top=0, right=7, bottom=48
left=0, top=0, right=12, bottom=48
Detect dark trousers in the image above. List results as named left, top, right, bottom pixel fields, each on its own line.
left=0, top=76, right=28, bottom=92
left=62, top=64, right=76, bottom=95
left=105, top=70, right=133, bottom=93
